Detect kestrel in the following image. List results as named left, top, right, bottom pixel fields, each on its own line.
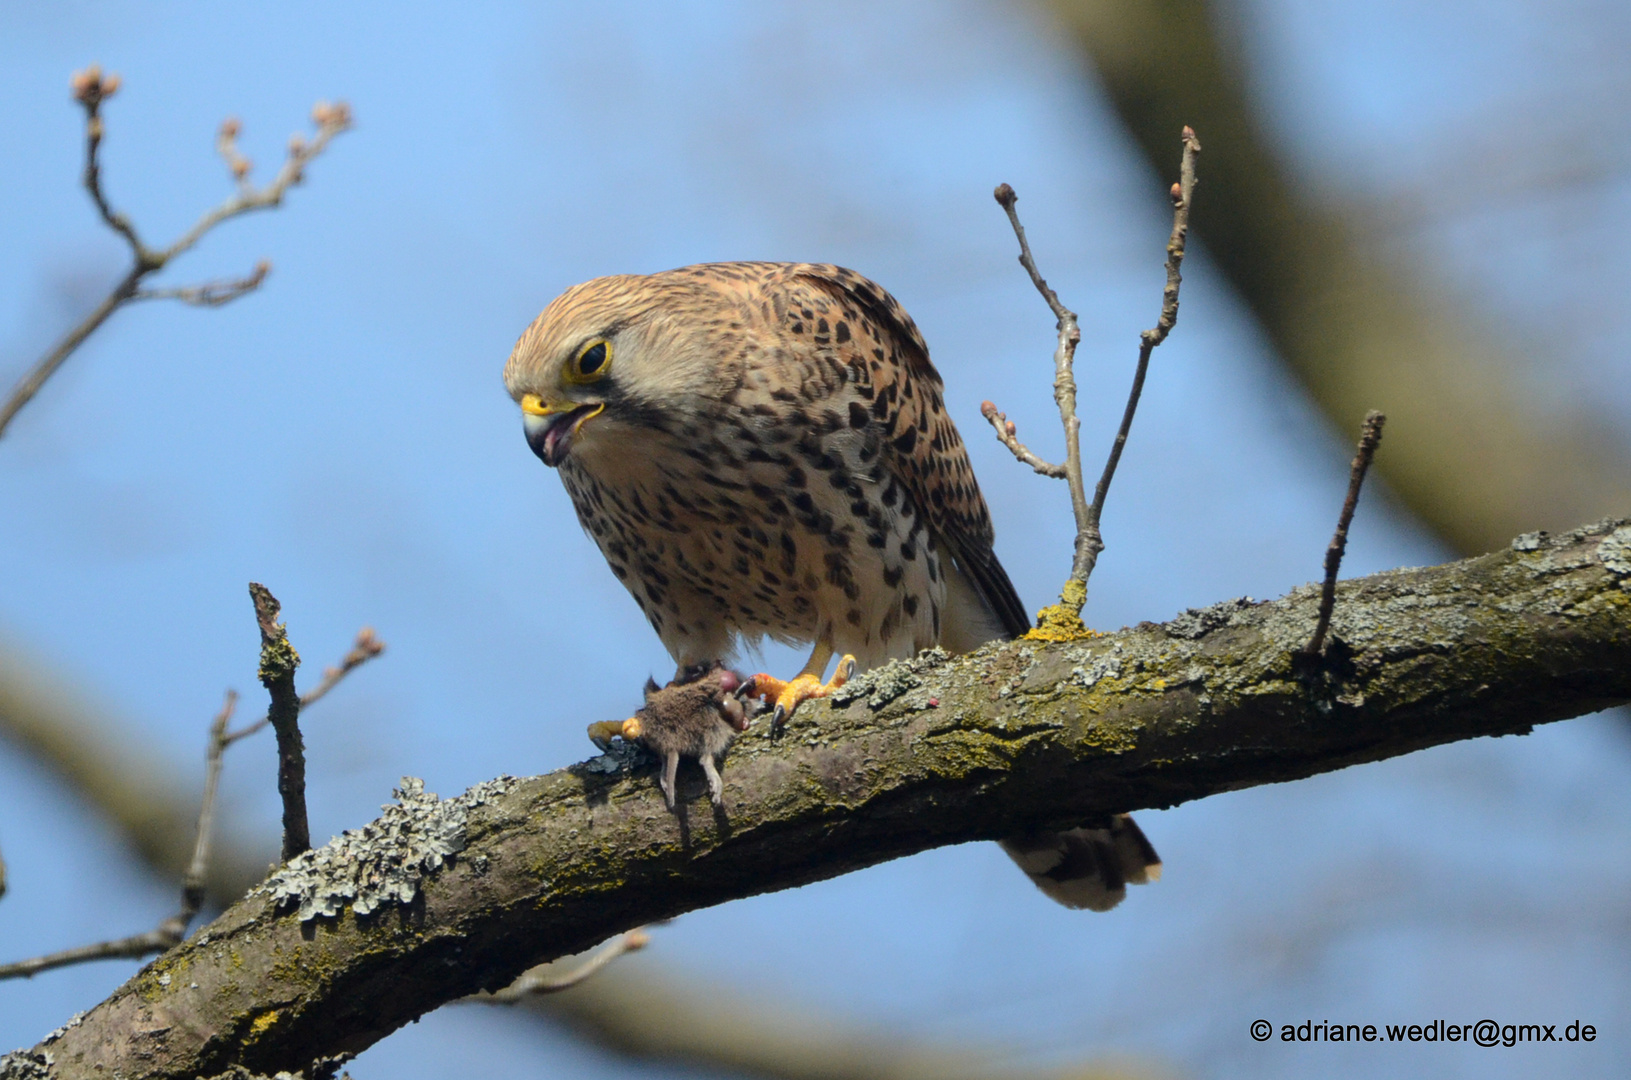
left=505, top=262, right=1158, bottom=909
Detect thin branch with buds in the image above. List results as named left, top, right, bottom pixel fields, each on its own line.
left=979, top=401, right=1066, bottom=477
left=225, top=626, right=386, bottom=746
left=990, top=180, right=1091, bottom=569
left=298, top=627, right=385, bottom=710
left=0, top=67, right=350, bottom=441
left=133, top=260, right=271, bottom=307
left=1086, top=128, right=1203, bottom=580
left=987, top=127, right=1201, bottom=620
left=1304, top=411, right=1387, bottom=657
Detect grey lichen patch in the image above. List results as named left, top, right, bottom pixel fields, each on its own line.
left=831, top=648, right=949, bottom=709
left=37, top=1014, right=82, bottom=1047
left=1164, top=597, right=1257, bottom=640
left=1511, top=530, right=1547, bottom=552
left=1068, top=650, right=1123, bottom=689
left=1511, top=520, right=1631, bottom=581
left=260, top=776, right=514, bottom=921
left=1598, top=526, right=1631, bottom=587
left=1565, top=517, right=1625, bottom=543
left=0, top=1050, right=53, bottom=1080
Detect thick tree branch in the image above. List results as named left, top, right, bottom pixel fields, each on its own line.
left=0, top=639, right=1145, bottom=1080
left=19, top=519, right=1631, bottom=1079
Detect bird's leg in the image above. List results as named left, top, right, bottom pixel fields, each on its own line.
left=799, top=641, right=835, bottom=679
left=748, top=642, right=856, bottom=733
left=587, top=714, right=643, bottom=751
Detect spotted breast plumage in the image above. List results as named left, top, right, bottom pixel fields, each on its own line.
left=504, top=261, right=1158, bottom=910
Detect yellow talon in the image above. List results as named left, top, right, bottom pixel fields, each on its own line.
left=749, top=654, right=856, bottom=733
left=587, top=716, right=642, bottom=751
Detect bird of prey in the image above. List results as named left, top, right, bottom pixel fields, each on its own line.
left=504, top=261, right=1158, bottom=909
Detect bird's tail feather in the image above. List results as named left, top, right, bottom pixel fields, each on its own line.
left=999, top=815, right=1162, bottom=912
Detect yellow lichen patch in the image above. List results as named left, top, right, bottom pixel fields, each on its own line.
left=1026, top=581, right=1102, bottom=643
left=1074, top=713, right=1140, bottom=754
left=248, top=1008, right=282, bottom=1037
left=1057, top=685, right=1142, bottom=753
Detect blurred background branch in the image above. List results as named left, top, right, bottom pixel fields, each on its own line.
left=1045, top=0, right=1631, bottom=553
left=525, top=959, right=1160, bottom=1080
left=0, top=692, right=238, bottom=981
left=0, top=638, right=268, bottom=901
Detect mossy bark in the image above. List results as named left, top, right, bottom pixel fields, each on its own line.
left=18, top=521, right=1631, bottom=1080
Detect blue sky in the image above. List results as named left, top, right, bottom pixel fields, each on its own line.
left=2, top=4, right=1627, bottom=1078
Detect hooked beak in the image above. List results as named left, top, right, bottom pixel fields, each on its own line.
left=521, top=393, right=604, bottom=467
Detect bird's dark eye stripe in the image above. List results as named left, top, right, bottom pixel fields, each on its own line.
left=578, top=341, right=607, bottom=374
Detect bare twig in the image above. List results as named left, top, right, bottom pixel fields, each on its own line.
left=0, top=692, right=238, bottom=980
left=133, top=260, right=271, bottom=307
left=1078, top=127, right=1202, bottom=594
left=992, top=182, right=1091, bottom=579
left=478, top=929, right=652, bottom=1002
left=298, top=627, right=385, bottom=710
left=0, top=69, right=350, bottom=441
left=249, top=583, right=309, bottom=861
left=183, top=692, right=240, bottom=918
left=0, top=839, right=7, bottom=901
left=72, top=66, right=140, bottom=257
left=1304, top=411, right=1387, bottom=657
left=979, top=400, right=1066, bottom=477
left=0, top=925, right=184, bottom=982
left=990, top=127, right=1199, bottom=620
left=160, top=103, right=351, bottom=267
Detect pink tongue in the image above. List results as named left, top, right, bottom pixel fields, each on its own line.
left=544, top=418, right=568, bottom=462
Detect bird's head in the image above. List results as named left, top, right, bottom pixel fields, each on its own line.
left=503, top=270, right=736, bottom=468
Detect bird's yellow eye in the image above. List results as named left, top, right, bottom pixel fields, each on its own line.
left=566, top=339, right=612, bottom=384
